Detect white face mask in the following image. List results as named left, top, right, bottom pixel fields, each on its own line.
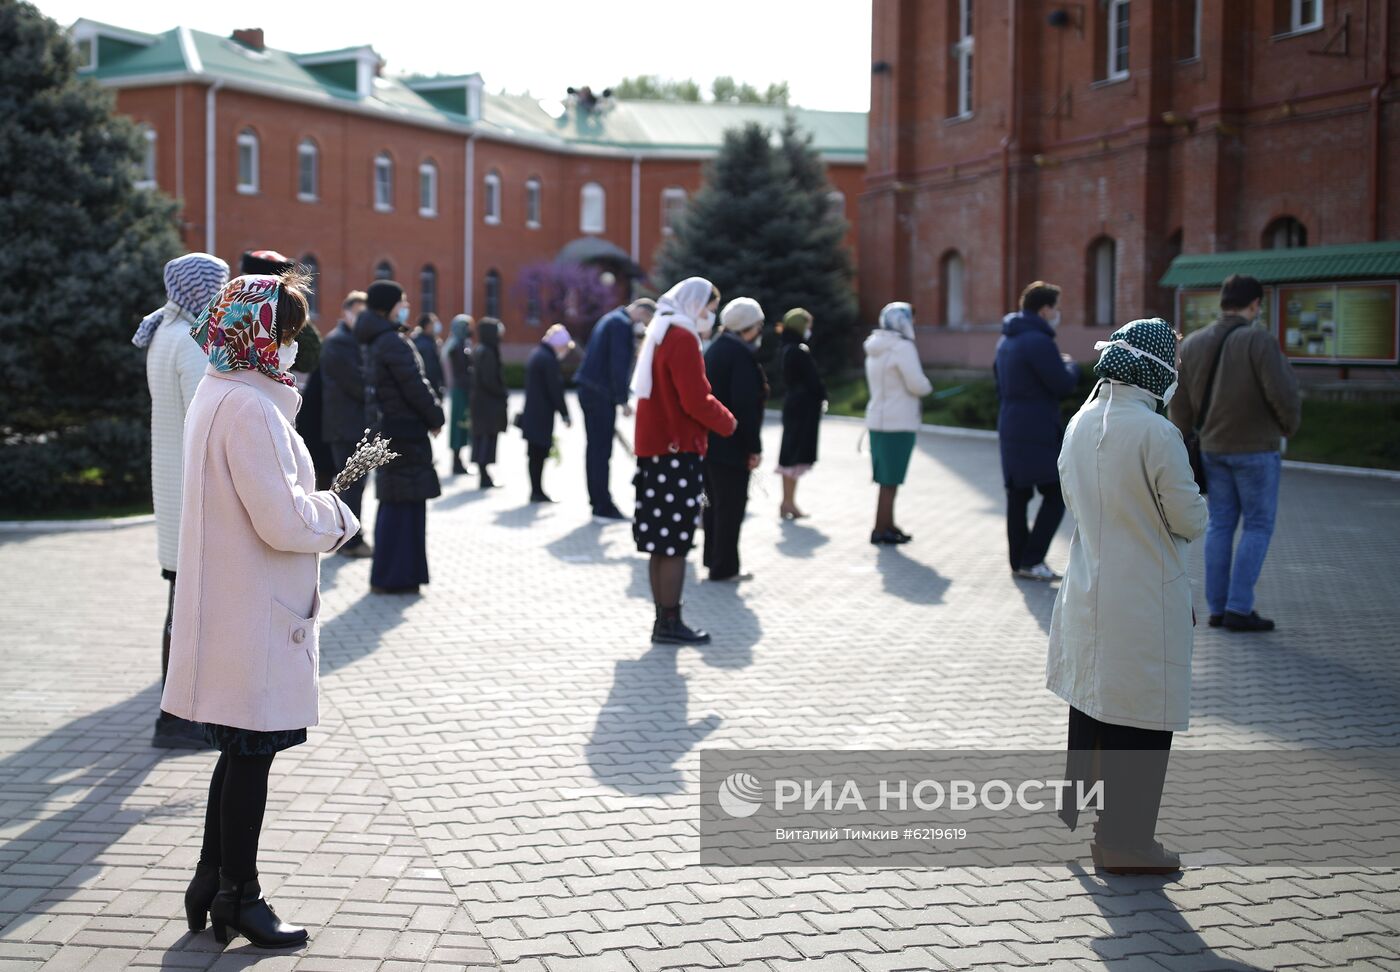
left=697, top=312, right=715, bottom=339
left=278, top=341, right=299, bottom=373
left=1093, top=339, right=1178, bottom=403
left=1045, top=308, right=1062, bottom=330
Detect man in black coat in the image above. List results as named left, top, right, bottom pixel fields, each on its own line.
left=319, top=289, right=370, bottom=555
left=520, top=324, right=574, bottom=503
left=702, top=298, right=767, bottom=582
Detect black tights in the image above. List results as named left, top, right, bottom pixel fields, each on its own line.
left=199, top=751, right=275, bottom=881
left=528, top=443, right=549, bottom=496
left=649, top=554, right=686, bottom=608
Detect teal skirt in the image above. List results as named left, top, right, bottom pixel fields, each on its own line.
left=448, top=388, right=471, bottom=452
left=869, top=430, right=916, bottom=486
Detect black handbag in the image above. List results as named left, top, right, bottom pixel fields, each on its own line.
left=1186, top=323, right=1246, bottom=494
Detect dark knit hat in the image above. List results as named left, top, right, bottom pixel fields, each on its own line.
left=239, top=249, right=294, bottom=275
left=366, top=280, right=405, bottom=314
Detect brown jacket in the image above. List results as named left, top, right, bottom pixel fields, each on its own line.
left=1170, top=315, right=1301, bottom=454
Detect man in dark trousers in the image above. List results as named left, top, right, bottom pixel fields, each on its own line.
left=994, top=281, right=1081, bottom=581
left=576, top=298, right=655, bottom=521
left=319, top=290, right=371, bottom=557
left=702, top=298, right=767, bottom=582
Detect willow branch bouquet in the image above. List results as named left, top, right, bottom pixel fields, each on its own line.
left=330, top=429, right=400, bottom=494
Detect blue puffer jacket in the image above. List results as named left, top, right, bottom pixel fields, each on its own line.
left=993, top=312, right=1080, bottom=489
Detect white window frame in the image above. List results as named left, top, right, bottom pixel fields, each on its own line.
left=1188, top=0, right=1202, bottom=60
left=943, top=252, right=966, bottom=327
left=297, top=139, right=318, bottom=202
left=75, top=37, right=95, bottom=71
left=374, top=152, right=394, bottom=212
left=301, top=255, right=319, bottom=317
left=525, top=177, right=542, bottom=229
left=236, top=129, right=259, bottom=194
left=1107, top=0, right=1131, bottom=82
left=374, top=260, right=394, bottom=281
left=419, top=161, right=439, bottom=217
left=825, top=189, right=846, bottom=222
left=1291, top=0, right=1323, bottom=32
left=136, top=125, right=156, bottom=189
left=580, top=182, right=605, bottom=234
left=1093, top=238, right=1117, bottom=327
left=953, top=0, right=974, bottom=118
left=661, top=187, right=687, bottom=236
left=484, top=171, right=501, bottom=225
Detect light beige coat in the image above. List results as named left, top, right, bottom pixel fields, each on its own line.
left=161, top=367, right=358, bottom=732
left=1046, top=381, right=1208, bottom=732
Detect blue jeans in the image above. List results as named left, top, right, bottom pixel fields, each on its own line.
left=1203, top=451, right=1282, bottom=616
left=579, top=389, right=619, bottom=514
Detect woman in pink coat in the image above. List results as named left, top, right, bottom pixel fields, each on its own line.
left=161, top=271, right=359, bottom=949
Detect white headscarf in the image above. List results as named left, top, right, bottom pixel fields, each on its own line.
left=878, top=302, right=916, bottom=341
left=630, top=276, right=715, bottom=399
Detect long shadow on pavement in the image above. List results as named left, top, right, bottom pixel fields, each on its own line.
left=875, top=546, right=950, bottom=605
left=776, top=520, right=829, bottom=558
left=1014, top=576, right=1059, bottom=634
left=317, top=588, right=415, bottom=677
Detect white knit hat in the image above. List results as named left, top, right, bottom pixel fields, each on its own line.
left=720, top=297, right=764, bottom=333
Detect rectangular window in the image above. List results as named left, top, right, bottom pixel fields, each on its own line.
left=75, top=37, right=95, bottom=70
left=297, top=144, right=317, bottom=201
left=136, top=128, right=156, bottom=189
left=526, top=179, right=541, bottom=228
left=661, top=187, right=687, bottom=236
left=953, top=0, right=974, bottom=117
left=419, top=164, right=438, bottom=217
left=1107, top=0, right=1130, bottom=81
left=484, top=173, right=501, bottom=224
left=1174, top=0, right=1201, bottom=60
left=374, top=156, right=393, bottom=211
left=1292, top=0, right=1323, bottom=31
left=236, top=131, right=258, bottom=194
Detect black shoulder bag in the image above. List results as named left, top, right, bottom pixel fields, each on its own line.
left=1186, top=323, right=1245, bottom=494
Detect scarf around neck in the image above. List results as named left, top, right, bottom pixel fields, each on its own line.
left=191, top=274, right=296, bottom=388
left=132, top=252, right=230, bottom=349
left=631, top=276, right=713, bottom=400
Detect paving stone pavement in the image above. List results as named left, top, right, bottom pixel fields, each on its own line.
left=2, top=397, right=1399, bottom=971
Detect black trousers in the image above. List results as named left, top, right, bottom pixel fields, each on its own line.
left=702, top=460, right=750, bottom=580
left=1062, top=706, right=1173, bottom=849
left=329, top=442, right=367, bottom=548
left=528, top=442, right=550, bottom=496
left=199, top=751, right=276, bottom=881
left=1006, top=482, right=1065, bottom=571
left=580, top=392, right=618, bottom=514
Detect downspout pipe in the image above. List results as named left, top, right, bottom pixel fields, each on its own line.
left=1371, top=0, right=1392, bottom=241
left=464, top=134, right=476, bottom=316
left=204, top=80, right=223, bottom=254
left=630, top=156, right=642, bottom=267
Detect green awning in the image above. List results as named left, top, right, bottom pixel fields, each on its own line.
left=1161, top=242, right=1400, bottom=289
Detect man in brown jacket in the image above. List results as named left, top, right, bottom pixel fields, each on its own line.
left=1170, top=274, right=1302, bottom=633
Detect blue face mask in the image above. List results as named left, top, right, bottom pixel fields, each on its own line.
left=395, top=306, right=410, bottom=325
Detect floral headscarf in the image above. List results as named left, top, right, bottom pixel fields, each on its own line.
left=1093, top=318, right=1178, bottom=400
left=132, top=252, right=230, bottom=348
left=191, top=274, right=295, bottom=388
left=878, top=302, right=915, bottom=341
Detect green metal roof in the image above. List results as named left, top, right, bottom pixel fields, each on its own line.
left=77, top=19, right=867, bottom=158
left=1161, top=242, right=1400, bottom=288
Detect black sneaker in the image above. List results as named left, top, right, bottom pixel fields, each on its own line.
left=652, top=606, right=711, bottom=645
left=1222, top=610, right=1275, bottom=632
left=530, top=492, right=554, bottom=504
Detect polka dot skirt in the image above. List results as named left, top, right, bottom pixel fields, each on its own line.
left=632, top=453, right=705, bottom=557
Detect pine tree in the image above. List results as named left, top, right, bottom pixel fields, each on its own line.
left=655, top=120, right=857, bottom=378
left=0, top=2, right=184, bottom=513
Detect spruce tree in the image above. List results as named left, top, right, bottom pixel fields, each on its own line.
left=655, top=120, right=857, bottom=379
left=0, top=2, right=183, bottom=513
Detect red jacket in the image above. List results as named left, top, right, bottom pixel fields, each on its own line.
left=634, top=327, right=736, bottom=457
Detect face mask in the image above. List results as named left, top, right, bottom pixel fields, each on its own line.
left=747, top=330, right=763, bottom=350
left=1045, top=309, right=1062, bottom=330
left=433, top=321, right=443, bottom=336
left=395, top=306, right=411, bottom=325
left=1093, top=339, right=1178, bottom=403
left=278, top=341, right=299, bottom=373
left=697, top=313, right=715, bottom=339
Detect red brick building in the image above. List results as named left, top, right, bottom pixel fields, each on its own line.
left=862, top=0, right=1400, bottom=367
left=75, top=19, right=866, bottom=354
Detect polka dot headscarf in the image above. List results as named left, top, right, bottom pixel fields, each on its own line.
left=1093, top=318, right=1178, bottom=400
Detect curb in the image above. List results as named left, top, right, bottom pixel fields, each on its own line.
left=0, top=513, right=156, bottom=534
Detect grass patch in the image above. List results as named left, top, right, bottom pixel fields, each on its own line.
left=0, top=500, right=153, bottom=522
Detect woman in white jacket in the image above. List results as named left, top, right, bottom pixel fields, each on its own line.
left=863, top=303, right=933, bottom=544
left=1046, top=317, right=1207, bottom=875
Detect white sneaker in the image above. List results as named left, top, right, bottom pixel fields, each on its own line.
left=1015, top=563, right=1061, bottom=581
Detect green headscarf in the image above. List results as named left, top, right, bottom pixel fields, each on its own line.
left=444, top=314, right=472, bottom=355
left=782, top=307, right=813, bottom=339
left=1093, top=318, right=1178, bottom=401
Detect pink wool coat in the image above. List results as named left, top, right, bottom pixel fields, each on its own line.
left=161, top=367, right=358, bottom=732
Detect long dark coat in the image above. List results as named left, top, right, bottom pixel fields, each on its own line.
left=704, top=331, right=766, bottom=468
left=993, top=312, right=1081, bottom=489
left=319, top=321, right=367, bottom=445
left=470, top=321, right=509, bottom=435
left=778, top=330, right=827, bottom=467
left=355, top=309, right=445, bottom=503
left=520, top=343, right=569, bottom=447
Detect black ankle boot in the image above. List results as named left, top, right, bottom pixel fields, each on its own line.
left=184, top=861, right=220, bottom=932
left=652, top=604, right=710, bottom=645
left=210, top=874, right=308, bottom=948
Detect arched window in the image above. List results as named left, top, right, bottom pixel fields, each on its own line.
left=374, top=152, right=394, bottom=211
left=484, top=170, right=501, bottom=224
left=136, top=124, right=157, bottom=189
left=580, top=182, right=605, bottom=234
left=941, top=251, right=966, bottom=327
left=1264, top=216, right=1307, bottom=249
left=526, top=284, right=542, bottom=325
left=484, top=269, right=502, bottom=318
left=297, top=138, right=318, bottom=201
left=420, top=264, right=438, bottom=315
left=301, top=254, right=319, bottom=318
left=374, top=260, right=394, bottom=281
left=825, top=189, right=847, bottom=223
left=419, top=161, right=438, bottom=217
left=661, top=187, right=687, bottom=236
left=525, top=177, right=542, bottom=228
left=236, top=128, right=259, bottom=194
left=1089, top=237, right=1117, bottom=327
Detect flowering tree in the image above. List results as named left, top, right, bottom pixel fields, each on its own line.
left=512, top=262, right=626, bottom=343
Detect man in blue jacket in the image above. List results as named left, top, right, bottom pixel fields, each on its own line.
left=994, top=281, right=1081, bottom=581
left=576, top=298, right=655, bottom=521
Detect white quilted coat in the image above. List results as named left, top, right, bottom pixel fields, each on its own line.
left=146, top=313, right=208, bottom=572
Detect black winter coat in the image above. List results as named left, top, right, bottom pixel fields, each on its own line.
left=470, top=322, right=509, bottom=435
left=778, top=330, right=826, bottom=467
left=704, top=331, right=766, bottom=468
left=412, top=330, right=446, bottom=395
left=319, top=321, right=367, bottom=444
left=993, top=312, right=1080, bottom=489
left=355, top=309, right=445, bottom=503
left=520, top=344, right=569, bottom=446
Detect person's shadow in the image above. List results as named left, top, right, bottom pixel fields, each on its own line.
left=493, top=503, right=545, bottom=529
left=317, top=588, right=415, bottom=676
left=585, top=645, right=721, bottom=796
left=776, top=521, right=829, bottom=558
left=432, top=486, right=488, bottom=513
left=1014, top=575, right=1059, bottom=634
left=875, top=546, right=950, bottom=605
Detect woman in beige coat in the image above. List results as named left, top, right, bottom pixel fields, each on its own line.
left=161, top=271, right=358, bottom=948
left=1046, top=317, right=1207, bottom=875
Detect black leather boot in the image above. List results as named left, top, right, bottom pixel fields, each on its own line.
left=1089, top=838, right=1182, bottom=875
left=210, top=874, right=308, bottom=948
left=652, top=604, right=711, bottom=645
left=183, top=861, right=219, bottom=932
